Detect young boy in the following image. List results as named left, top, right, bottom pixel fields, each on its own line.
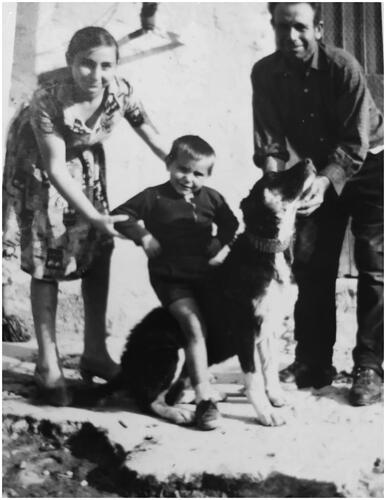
left=112, top=135, right=239, bottom=430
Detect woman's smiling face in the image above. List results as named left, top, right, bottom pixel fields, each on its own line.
left=70, top=45, right=117, bottom=99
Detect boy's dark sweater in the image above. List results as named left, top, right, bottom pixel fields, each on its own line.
left=112, top=181, right=239, bottom=280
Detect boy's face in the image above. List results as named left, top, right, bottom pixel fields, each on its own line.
left=271, top=3, right=323, bottom=64
left=167, top=151, right=213, bottom=196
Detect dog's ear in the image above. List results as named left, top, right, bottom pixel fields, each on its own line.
left=240, top=184, right=264, bottom=225
left=240, top=186, right=257, bottom=220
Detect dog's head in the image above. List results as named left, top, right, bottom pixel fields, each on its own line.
left=241, top=159, right=317, bottom=243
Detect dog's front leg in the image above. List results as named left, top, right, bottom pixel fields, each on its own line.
left=257, top=336, right=287, bottom=407
left=238, top=336, right=285, bottom=427
left=149, top=349, right=195, bottom=426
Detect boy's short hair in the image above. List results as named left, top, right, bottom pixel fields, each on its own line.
left=268, top=2, right=322, bottom=25
left=166, top=135, right=216, bottom=170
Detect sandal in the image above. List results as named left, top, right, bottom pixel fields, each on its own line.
left=79, top=356, right=120, bottom=384
left=34, top=368, right=71, bottom=407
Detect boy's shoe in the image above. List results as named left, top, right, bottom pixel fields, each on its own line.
left=349, top=367, right=383, bottom=406
left=195, top=400, right=221, bottom=430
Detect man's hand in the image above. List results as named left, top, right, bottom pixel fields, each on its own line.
left=141, top=233, right=162, bottom=258
left=297, top=175, right=331, bottom=216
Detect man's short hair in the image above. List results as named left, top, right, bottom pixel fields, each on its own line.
left=268, top=3, right=322, bottom=25
left=166, top=135, right=216, bottom=168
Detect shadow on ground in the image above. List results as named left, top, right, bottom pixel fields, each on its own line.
left=3, top=416, right=343, bottom=498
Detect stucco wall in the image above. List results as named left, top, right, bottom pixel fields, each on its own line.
left=6, top=2, right=275, bottom=207
left=3, top=2, right=363, bottom=341
left=4, top=3, right=277, bottom=336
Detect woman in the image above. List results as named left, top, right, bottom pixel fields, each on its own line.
left=3, top=26, right=168, bottom=405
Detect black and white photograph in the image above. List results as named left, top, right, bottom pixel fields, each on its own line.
left=2, top=2, right=384, bottom=497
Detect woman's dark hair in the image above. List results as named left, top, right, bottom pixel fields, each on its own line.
left=268, top=3, right=322, bottom=25
left=66, top=26, right=119, bottom=64
left=165, top=135, right=216, bottom=170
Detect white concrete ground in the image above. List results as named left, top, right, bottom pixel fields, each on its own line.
left=3, top=332, right=384, bottom=497
left=2, top=271, right=384, bottom=497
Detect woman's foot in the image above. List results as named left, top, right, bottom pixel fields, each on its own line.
left=34, top=367, right=70, bottom=406
left=79, top=355, right=120, bottom=384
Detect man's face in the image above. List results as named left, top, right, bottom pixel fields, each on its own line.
left=271, top=3, right=323, bottom=64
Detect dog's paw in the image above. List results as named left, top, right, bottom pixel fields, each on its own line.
left=150, top=400, right=195, bottom=425
left=256, top=407, right=286, bottom=427
left=173, top=405, right=195, bottom=425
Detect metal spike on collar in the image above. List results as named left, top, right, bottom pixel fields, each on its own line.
left=245, top=231, right=291, bottom=253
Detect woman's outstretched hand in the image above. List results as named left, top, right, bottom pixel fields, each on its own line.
left=91, top=214, right=129, bottom=237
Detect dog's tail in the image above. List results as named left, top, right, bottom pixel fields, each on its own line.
left=71, top=371, right=124, bottom=407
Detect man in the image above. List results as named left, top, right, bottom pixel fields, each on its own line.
left=251, top=2, right=383, bottom=405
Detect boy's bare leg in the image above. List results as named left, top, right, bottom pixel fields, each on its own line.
left=168, top=297, right=221, bottom=430
left=168, top=297, right=212, bottom=401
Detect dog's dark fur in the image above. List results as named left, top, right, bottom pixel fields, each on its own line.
left=76, top=160, right=316, bottom=427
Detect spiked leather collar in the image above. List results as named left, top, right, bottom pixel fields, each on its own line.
left=245, top=231, right=291, bottom=253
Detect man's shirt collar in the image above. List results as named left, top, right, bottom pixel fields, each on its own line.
left=273, top=43, right=329, bottom=76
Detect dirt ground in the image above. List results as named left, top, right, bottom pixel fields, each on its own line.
left=2, top=247, right=384, bottom=498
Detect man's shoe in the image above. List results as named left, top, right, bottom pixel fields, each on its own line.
left=280, top=361, right=336, bottom=389
left=195, top=400, right=221, bottom=431
left=311, top=365, right=337, bottom=389
left=280, top=361, right=313, bottom=387
left=349, top=367, right=383, bottom=406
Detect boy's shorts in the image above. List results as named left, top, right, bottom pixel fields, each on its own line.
left=150, top=275, right=204, bottom=308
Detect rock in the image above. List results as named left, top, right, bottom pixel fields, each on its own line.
left=373, top=457, right=384, bottom=474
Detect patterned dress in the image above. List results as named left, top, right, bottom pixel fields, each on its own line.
left=3, top=74, right=146, bottom=281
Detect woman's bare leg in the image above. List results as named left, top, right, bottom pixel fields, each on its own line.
left=30, top=277, right=62, bottom=383
left=81, top=249, right=118, bottom=380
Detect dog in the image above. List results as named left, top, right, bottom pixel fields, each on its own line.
left=75, top=159, right=316, bottom=427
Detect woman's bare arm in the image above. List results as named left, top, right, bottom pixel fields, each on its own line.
left=34, top=131, right=127, bottom=235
